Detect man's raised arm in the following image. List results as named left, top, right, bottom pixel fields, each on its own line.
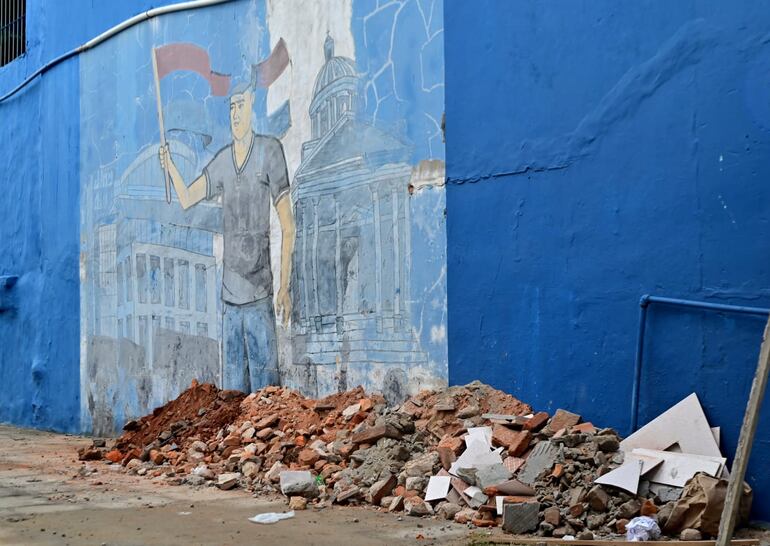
left=159, top=144, right=206, bottom=210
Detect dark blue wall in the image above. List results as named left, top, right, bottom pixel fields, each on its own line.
left=445, top=0, right=770, bottom=520
left=0, top=1, right=176, bottom=432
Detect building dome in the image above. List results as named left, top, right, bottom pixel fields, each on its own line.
left=309, top=35, right=358, bottom=140
left=312, top=35, right=356, bottom=98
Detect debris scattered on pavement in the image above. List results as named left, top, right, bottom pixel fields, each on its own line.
left=81, top=381, right=753, bottom=539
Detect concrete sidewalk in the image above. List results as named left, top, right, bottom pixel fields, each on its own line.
left=0, top=425, right=474, bottom=545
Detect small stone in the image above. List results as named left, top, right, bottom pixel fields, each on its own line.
left=241, top=460, right=260, bottom=479
left=288, top=496, right=308, bottom=510
left=595, top=435, right=620, bottom=453
left=617, top=499, right=641, bottom=520
left=586, top=513, right=606, bottom=530
left=454, top=508, right=477, bottom=524
left=640, top=498, right=658, bottom=516
left=254, top=414, right=279, bottom=429
left=404, top=497, right=431, bottom=517
left=586, top=485, right=609, bottom=512
left=436, top=502, right=461, bottom=520
left=388, top=495, right=404, bottom=512
left=543, top=506, right=560, bottom=526
left=569, top=503, right=584, bottom=517
left=216, top=472, right=241, bottom=490
left=404, top=476, right=427, bottom=492
left=265, top=461, right=288, bottom=483
left=342, top=403, right=361, bottom=418
left=616, top=518, right=629, bottom=534
left=456, top=404, right=480, bottom=419
left=680, top=528, right=703, bottom=541
left=368, top=474, right=397, bottom=505
left=577, top=531, right=594, bottom=540
left=298, top=448, right=320, bottom=467
left=403, top=451, right=439, bottom=477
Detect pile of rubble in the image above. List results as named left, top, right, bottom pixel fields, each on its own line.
left=79, top=381, right=749, bottom=539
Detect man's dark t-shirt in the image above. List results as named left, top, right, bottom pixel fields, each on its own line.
left=203, top=133, right=289, bottom=305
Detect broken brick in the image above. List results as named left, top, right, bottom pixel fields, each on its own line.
left=491, top=424, right=531, bottom=456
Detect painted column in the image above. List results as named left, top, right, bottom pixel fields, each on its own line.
left=372, top=189, right=383, bottom=322
left=335, top=196, right=342, bottom=319
left=312, top=197, right=321, bottom=330
left=301, top=200, right=311, bottom=327
left=392, top=187, right=401, bottom=324
left=403, top=184, right=411, bottom=323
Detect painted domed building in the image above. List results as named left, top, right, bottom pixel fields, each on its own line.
left=289, top=35, right=429, bottom=399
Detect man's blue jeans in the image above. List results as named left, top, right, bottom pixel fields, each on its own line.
left=222, top=298, right=279, bottom=392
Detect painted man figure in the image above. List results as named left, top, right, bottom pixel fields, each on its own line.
left=159, top=82, right=295, bottom=392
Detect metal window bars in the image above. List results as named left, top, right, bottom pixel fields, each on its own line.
left=1, top=0, right=26, bottom=67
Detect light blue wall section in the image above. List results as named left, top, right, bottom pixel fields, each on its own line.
left=0, top=0, right=181, bottom=432
left=445, top=0, right=770, bottom=520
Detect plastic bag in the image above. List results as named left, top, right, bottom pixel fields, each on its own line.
left=626, top=516, right=661, bottom=541
left=248, top=511, right=295, bottom=524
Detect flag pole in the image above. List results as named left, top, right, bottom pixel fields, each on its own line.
left=152, top=47, right=172, bottom=204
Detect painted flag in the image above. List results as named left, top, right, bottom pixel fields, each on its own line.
left=154, top=43, right=231, bottom=96
left=252, top=38, right=290, bottom=88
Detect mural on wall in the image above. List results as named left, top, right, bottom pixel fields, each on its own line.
left=79, top=0, right=446, bottom=434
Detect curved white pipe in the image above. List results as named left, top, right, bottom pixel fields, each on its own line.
left=0, top=0, right=237, bottom=103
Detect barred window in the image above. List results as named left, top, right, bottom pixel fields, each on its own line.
left=1, top=0, right=26, bottom=67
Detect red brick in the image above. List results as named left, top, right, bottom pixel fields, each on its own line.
left=572, top=422, right=597, bottom=434
left=491, top=425, right=531, bottom=456
left=351, top=424, right=401, bottom=444
left=548, top=409, right=581, bottom=433
left=255, top=414, right=279, bottom=429
left=522, top=411, right=550, bottom=432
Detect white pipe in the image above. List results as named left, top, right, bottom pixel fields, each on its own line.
left=80, top=0, right=235, bottom=52
left=0, top=0, right=237, bottom=103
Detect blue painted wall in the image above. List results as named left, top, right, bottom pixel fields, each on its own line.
left=0, top=0, right=180, bottom=432
left=445, top=0, right=770, bottom=520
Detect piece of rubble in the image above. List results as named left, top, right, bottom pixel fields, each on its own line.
left=288, top=496, right=308, bottom=510
left=547, top=409, right=581, bottom=433
left=491, top=425, right=531, bottom=456
left=586, top=485, right=609, bottom=512
left=280, top=471, right=319, bottom=498
left=502, top=501, right=539, bottom=533
left=404, top=496, right=431, bottom=516
left=217, top=472, right=241, bottom=490
left=680, top=528, right=703, bottom=540
left=518, top=441, right=559, bottom=485
left=436, top=501, right=462, bottom=520
left=543, top=506, right=560, bottom=526
left=367, top=474, right=396, bottom=505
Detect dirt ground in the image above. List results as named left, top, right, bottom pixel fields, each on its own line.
left=0, top=425, right=491, bottom=546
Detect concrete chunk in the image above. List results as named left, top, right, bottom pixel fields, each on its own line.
left=502, top=501, right=540, bottom=533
